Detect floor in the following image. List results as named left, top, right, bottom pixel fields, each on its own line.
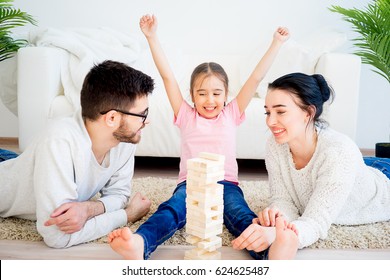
left=1, top=138, right=389, bottom=260
left=1, top=239, right=389, bottom=260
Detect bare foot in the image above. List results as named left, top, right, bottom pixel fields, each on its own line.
left=108, top=227, right=145, bottom=259
left=125, top=192, right=151, bottom=223
left=268, top=217, right=298, bottom=260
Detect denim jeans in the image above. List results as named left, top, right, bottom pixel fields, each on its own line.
left=135, top=180, right=269, bottom=260
left=0, top=149, right=19, bottom=162
left=364, top=157, right=390, bottom=179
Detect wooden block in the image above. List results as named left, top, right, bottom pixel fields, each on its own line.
left=187, top=158, right=224, bottom=173
left=186, top=219, right=223, bottom=231
left=186, top=235, right=222, bottom=251
left=187, top=169, right=225, bottom=181
left=185, top=235, right=201, bottom=245
left=187, top=170, right=225, bottom=186
left=187, top=169, right=225, bottom=179
left=187, top=184, right=223, bottom=196
left=198, top=152, right=225, bottom=162
left=186, top=182, right=223, bottom=193
left=186, top=171, right=224, bottom=185
left=186, top=195, right=223, bottom=209
left=186, top=204, right=223, bottom=217
left=186, top=202, right=224, bottom=213
left=186, top=204, right=223, bottom=213
left=186, top=209, right=223, bottom=223
left=186, top=212, right=223, bottom=224
left=186, top=216, right=223, bottom=229
left=186, top=222, right=222, bottom=234
left=186, top=224, right=223, bottom=239
left=198, top=236, right=222, bottom=251
left=187, top=192, right=223, bottom=202
left=210, top=204, right=224, bottom=211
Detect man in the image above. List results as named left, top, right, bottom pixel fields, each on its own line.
left=0, top=60, right=154, bottom=248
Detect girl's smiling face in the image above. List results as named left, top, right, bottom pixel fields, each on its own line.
left=191, top=74, right=227, bottom=119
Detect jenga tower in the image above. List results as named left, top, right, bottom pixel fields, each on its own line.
left=184, top=152, right=225, bottom=260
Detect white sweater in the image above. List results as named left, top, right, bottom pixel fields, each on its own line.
left=0, top=112, right=136, bottom=248
left=265, top=128, right=390, bottom=249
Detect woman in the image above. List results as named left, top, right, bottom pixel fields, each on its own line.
left=232, top=72, right=390, bottom=250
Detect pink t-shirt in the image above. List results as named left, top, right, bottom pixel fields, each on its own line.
left=174, top=99, right=245, bottom=183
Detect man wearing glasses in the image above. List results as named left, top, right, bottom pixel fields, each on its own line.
left=0, top=60, right=154, bottom=248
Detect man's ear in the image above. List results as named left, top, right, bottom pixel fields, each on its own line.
left=103, top=111, right=119, bottom=127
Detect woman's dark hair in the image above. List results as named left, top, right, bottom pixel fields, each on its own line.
left=268, top=72, right=334, bottom=128
left=80, top=60, right=154, bottom=121
left=190, top=62, right=229, bottom=97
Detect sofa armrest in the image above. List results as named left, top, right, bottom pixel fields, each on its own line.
left=315, top=53, right=361, bottom=141
left=17, top=47, right=69, bottom=151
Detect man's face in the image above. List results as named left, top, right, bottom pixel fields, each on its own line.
left=113, top=96, right=149, bottom=144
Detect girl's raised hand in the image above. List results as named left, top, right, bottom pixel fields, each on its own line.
left=274, top=27, right=290, bottom=43
left=139, top=14, right=158, bottom=37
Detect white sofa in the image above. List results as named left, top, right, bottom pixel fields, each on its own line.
left=16, top=40, right=361, bottom=159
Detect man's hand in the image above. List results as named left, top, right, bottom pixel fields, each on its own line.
left=125, top=192, right=151, bottom=223
left=44, top=201, right=104, bottom=234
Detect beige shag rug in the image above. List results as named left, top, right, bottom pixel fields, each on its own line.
left=1, top=177, right=389, bottom=249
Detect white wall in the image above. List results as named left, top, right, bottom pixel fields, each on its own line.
left=1, top=0, right=389, bottom=148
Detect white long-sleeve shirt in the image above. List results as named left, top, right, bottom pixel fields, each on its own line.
left=0, top=112, right=136, bottom=248
left=265, top=127, right=390, bottom=249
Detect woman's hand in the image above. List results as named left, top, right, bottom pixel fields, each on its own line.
left=231, top=223, right=276, bottom=252
left=257, top=206, right=284, bottom=227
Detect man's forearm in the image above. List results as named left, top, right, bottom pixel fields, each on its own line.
left=86, top=200, right=105, bottom=219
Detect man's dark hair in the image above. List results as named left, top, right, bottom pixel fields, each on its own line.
left=80, top=60, right=154, bottom=120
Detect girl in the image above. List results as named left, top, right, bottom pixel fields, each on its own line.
left=108, top=14, right=297, bottom=260
left=232, top=72, right=390, bottom=251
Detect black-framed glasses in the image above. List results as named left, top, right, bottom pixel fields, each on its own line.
left=100, top=108, right=149, bottom=123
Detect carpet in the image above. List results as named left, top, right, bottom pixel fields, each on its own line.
left=1, top=177, right=389, bottom=249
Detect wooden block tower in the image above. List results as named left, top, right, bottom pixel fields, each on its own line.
left=184, top=152, right=225, bottom=260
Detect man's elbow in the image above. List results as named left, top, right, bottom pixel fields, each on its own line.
left=39, top=229, right=72, bottom=249
left=43, top=235, right=72, bottom=249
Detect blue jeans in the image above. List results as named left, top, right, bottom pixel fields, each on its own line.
left=0, top=149, right=19, bottom=162
left=135, top=180, right=269, bottom=260
left=364, top=157, right=390, bottom=179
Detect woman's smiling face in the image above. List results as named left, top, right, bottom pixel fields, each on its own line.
left=264, top=88, right=311, bottom=144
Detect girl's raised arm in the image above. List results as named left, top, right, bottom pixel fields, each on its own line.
left=140, top=15, right=183, bottom=116
left=236, top=27, right=290, bottom=115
